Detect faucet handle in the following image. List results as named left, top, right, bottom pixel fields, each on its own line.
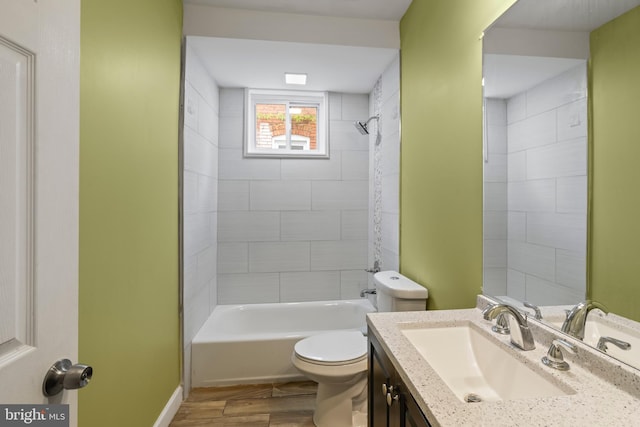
left=542, top=339, right=576, bottom=371
left=523, top=301, right=543, bottom=320
left=596, top=336, right=631, bottom=353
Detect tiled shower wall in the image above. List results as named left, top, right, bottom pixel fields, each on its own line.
left=483, top=63, right=587, bottom=305
left=369, top=54, right=401, bottom=274
left=216, top=89, right=371, bottom=303
left=182, top=45, right=220, bottom=393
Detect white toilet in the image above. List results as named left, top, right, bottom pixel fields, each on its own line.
left=292, top=271, right=428, bottom=427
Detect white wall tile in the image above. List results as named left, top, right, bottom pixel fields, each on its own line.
left=218, top=116, right=243, bottom=149
left=381, top=213, right=399, bottom=253
left=484, top=182, right=507, bottom=211
left=483, top=268, right=507, bottom=296
left=526, top=212, right=586, bottom=253
left=341, top=210, right=368, bottom=240
left=506, top=269, right=526, bottom=301
left=487, top=124, right=508, bottom=154
left=507, top=151, right=526, bottom=182
left=250, top=180, right=311, bottom=211
left=218, top=148, right=281, bottom=180
left=218, top=211, right=280, bottom=242
left=342, top=150, right=369, bottom=181
left=380, top=248, right=399, bottom=273
left=184, top=285, right=210, bottom=342
left=484, top=153, right=507, bottom=183
left=381, top=174, right=399, bottom=214
left=280, top=271, right=341, bottom=302
left=312, top=180, right=368, bottom=210
left=281, top=211, right=341, bottom=241
left=508, top=109, right=556, bottom=153
left=184, top=171, right=198, bottom=214
left=184, top=212, right=212, bottom=258
left=219, top=88, right=244, bottom=118
left=526, top=64, right=586, bottom=117
left=281, top=153, right=342, bottom=180
left=380, top=55, right=400, bottom=105
left=556, top=249, right=587, bottom=293
left=311, top=240, right=367, bottom=271
left=557, top=98, right=587, bottom=142
left=197, top=175, right=218, bottom=213
left=508, top=241, right=555, bottom=282
left=340, top=270, right=369, bottom=299
left=217, top=273, right=280, bottom=304
left=380, top=94, right=400, bottom=139
left=381, top=132, right=400, bottom=176
left=217, top=242, right=248, bottom=274
left=218, top=180, right=249, bottom=211
left=249, top=242, right=310, bottom=272
left=330, top=120, right=369, bottom=151
left=341, top=94, right=369, bottom=121
left=484, top=240, right=507, bottom=269
left=526, top=138, right=587, bottom=180
left=184, top=82, right=199, bottom=131
left=557, top=176, right=587, bottom=214
left=508, top=212, right=526, bottom=242
left=198, top=99, right=218, bottom=145
left=329, top=92, right=342, bottom=120
left=508, top=179, right=556, bottom=212
left=506, top=93, right=526, bottom=124
left=484, top=211, right=507, bottom=240
left=486, top=98, right=507, bottom=126
left=184, top=127, right=217, bottom=176
left=525, top=275, right=584, bottom=306
left=196, top=245, right=217, bottom=290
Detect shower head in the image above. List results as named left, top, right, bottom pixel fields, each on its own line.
left=353, top=115, right=379, bottom=135
left=354, top=121, right=369, bottom=135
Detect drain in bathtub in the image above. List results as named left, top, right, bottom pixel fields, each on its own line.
left=464, top=393, right=482, bottom=403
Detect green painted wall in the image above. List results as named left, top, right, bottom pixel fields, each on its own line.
left=589, top=6, right=640, bottom=322
left=399, top=0, right=516, bottom=310
left=79, top=1, right=182, bottom=425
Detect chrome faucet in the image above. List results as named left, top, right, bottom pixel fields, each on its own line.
left=561, top=300, right=608, bottom=340
left=483, top=303, right=536, bottom=351
left=523, top=301, right=543, bottom=320
left=360, top=288, right=377, bottom=297
left=596, top=336, right=631, bottom=353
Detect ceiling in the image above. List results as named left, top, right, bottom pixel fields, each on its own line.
left=484, top=0, right=640, bottom=99
left=184, top=0, right=411, bottom=93
left=188, top=37, right=398, bottom=93
left=183, top=0, right=413, bottom=21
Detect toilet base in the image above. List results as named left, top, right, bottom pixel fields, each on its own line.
left=312, top=375, right=367, bottom=427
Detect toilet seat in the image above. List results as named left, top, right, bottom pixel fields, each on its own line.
left=294, top=331, right=367, bottom=366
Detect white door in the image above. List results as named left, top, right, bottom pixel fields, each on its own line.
left=0, top=0, right=81, bottom=424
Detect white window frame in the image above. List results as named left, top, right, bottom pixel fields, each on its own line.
left=244, top=88, right=329, bottom=159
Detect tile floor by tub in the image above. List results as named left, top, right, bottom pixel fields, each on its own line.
left=169, top=381, right=318, bottom=426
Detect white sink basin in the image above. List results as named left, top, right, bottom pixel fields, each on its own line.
left=401, top=323, right=572, bottom=403
left=550, top=316, right=639, bottom=367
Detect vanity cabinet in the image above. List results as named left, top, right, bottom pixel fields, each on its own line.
left=368, top=330, right=432, bottom=427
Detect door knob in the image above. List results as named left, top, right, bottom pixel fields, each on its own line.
left=43, top=359, right=93, bottom=397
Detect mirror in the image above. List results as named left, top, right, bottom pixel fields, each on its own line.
left=482, top=0, right=640, bottom=369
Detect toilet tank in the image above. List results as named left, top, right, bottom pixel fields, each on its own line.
left=374, top=271, right=428, bottom=312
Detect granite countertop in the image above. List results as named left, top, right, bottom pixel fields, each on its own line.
left=366, top=304, right=640, bottom=427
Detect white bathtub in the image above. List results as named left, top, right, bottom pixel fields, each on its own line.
left=191, top=299, right=376, bottom=387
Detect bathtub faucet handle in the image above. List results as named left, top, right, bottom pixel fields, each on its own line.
left=365, top=260, right=380, bottom=274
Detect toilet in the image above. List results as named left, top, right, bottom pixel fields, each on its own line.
left=292, top=271, right=428, bottom=427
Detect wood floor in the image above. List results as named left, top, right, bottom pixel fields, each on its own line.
left=169, top=381, right=318, bottom=427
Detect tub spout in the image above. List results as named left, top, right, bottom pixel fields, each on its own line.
left=360, top=288, right=377, bottom=298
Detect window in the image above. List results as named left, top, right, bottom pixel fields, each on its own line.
left=244, top=89, right=328, bottom=158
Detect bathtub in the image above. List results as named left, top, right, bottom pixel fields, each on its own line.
left=191, top=299, right=376, bottom=387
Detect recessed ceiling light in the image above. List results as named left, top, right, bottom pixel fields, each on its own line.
left=285, top=73, right=307, bottom=85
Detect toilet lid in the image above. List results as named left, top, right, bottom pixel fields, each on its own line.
left=294, top=331, right=367, bottom=365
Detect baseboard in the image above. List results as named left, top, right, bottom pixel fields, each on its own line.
left=153, top=385, right=183, bottom=427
